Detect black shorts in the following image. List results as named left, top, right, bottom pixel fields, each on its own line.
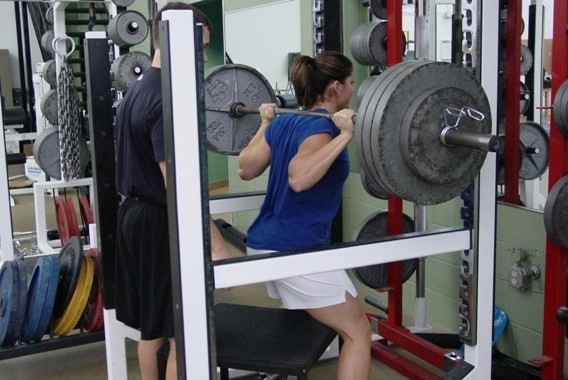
left=115, top=197, right=174, bottom=340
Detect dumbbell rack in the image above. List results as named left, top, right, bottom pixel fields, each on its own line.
left=528, top=0, right=568, bottom=378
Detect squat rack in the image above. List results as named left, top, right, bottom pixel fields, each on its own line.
left=158, top=6, right=498, bottom=379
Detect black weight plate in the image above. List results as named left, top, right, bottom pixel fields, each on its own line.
left=204, top=64, right=276, bottom=155
left=519, top=121, right=549, bottom=180
left=369, top=61, right=491, bottom=205
left=544, top=175, right=568, bottom=249
left=553, top=79, right=568, bottom=136
left=21, top=257, right=52, bottom=343
left=32, top=256, right=60, bottom=341
left=352, top=211, right=417, bottom=289
left=54, top=236, right=83, bottom=317
left=0, top=261, right=25, bottom=346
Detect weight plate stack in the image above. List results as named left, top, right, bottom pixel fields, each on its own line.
left=356, top=60, right=492, bottom=205
left=108, top=11, right=149, bottom=48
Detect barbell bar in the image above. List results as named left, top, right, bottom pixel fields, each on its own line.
left=207, top=101, right=500, bottom=153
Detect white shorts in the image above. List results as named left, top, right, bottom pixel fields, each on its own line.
left=247, top=247, right=358, bottom=310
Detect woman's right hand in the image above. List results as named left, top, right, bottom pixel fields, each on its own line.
left=332, top=108, right=356, bottom=137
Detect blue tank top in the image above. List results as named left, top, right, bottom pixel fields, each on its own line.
left=246, top=111, right=349, bottom=252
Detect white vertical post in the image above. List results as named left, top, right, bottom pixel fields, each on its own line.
left=162, top=10, right=213, bottom=379
left=463, top=1, right=499, bottom=378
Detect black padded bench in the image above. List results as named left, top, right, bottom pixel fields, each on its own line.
left=215, top=303, right=337, bottom=380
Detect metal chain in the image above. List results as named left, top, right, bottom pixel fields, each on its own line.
left=57, top=58, right=82, bottom=181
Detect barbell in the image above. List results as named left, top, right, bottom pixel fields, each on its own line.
left=204, top=61, right=498, bottom=205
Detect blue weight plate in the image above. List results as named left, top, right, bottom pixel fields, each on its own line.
left=32, top=256, right=60, bottom=341
left=0, top=261, right=20, bottom=346
left=54, top=236, right=83, bottom=317
left=21, top=257, right=51, bottom=343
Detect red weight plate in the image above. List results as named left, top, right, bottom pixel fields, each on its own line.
left=79, top=196, right=94, bottom=226
left=82, top=248, right=103, bottom=331
left=55, top=198, right=72, bottom=244
left=65, top=198, right=81, bottom=239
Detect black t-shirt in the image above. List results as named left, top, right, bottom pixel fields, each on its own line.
left=115, top=67, right=167, bottom=206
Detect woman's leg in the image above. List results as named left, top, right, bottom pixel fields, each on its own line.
left=307, top=292, right=372, bottom=380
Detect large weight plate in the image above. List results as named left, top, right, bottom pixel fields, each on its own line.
left=204, top=64, right=276, bottom=155
left=112, top=51, right=152, bottom=92
left=352, top=211, right=417, bottom=289
left=553, top=79, right=568, bottom=136
left=544, top=175, right=568, bottom=249
left=108, top=11, right=149, bottom=48
left=361, top=61, right=491, bottom=205
left=82, top=248, right=104, bottom=331
left=33, top=126, right=90, bottom=180
left=350, top=21, right=407, bottom=67
left=0, top=260, right=27, bottom=346
left=54, top=236, right=83, bottom=317
left=54, top=255, right=94, bottom=336
left=519, top=121, right=549, bottom=180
